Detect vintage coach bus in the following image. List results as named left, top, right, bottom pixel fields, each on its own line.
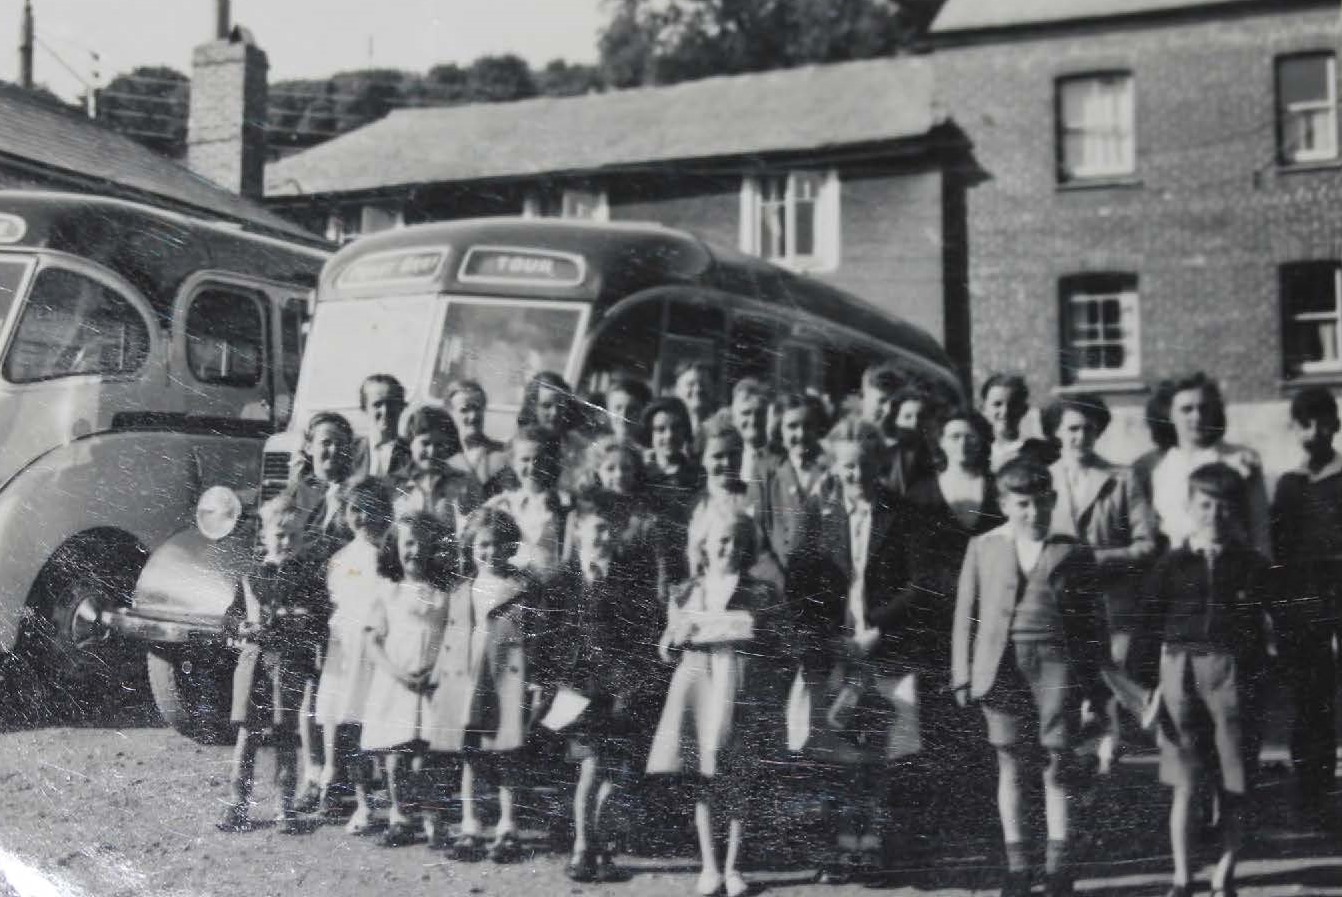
left=0, top=191, right=328, bottom=712
left=108, top=217, right=962, bottom=740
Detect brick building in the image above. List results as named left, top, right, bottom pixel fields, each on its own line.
left=263, top=58, right=975, bottom=365
left=929, top=0, right=1342, bottom=469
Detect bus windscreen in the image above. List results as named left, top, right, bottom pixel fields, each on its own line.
left=296, top=296, right=439, bottom=416
left=428, top=298, right=587, bottom=410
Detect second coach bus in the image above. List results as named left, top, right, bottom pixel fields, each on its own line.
left=108, top=216, right=963, bottom=739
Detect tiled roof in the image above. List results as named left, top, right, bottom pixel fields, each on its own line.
left=931, top=0, right=1266, bottom=33
left=266, top=56, right=939, bottom=198
left=0, top=84, right=320, bottom=242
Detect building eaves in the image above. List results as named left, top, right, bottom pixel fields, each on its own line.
left=265, top=56, right=940, bottom=199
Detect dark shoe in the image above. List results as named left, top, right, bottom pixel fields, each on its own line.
left=380, top=820, right=418, bottom=847
left=215, top=803, right=251, bottom=833
left=596, top=852, right=624, bottom=883
left=566, top=850, right=598, bottom=883
left=1044, top=873, right=1074, bottom=897
left=275, top=813, right=300, bottom=835
left=488, top=831, right=523, bottom=864
left=1164, top=885, right=1193, bottom=897
left=452, top=832, right=486, bottom=862
left=1209, top=885, right=1236, bottom=897
left=1000, top=870, right=1032, bottom=897
left=292, top=782, right=322, bottom=816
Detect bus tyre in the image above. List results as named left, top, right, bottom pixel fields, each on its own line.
left=147, top=650, right=233, bottom=745
left=24, top=535, right=148, bottom=715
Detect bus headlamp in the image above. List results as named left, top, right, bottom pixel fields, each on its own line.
left=196, top=486, right=243, bottom=541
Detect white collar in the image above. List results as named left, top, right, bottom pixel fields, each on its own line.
left=1293, top=452, right=1342, bottom=484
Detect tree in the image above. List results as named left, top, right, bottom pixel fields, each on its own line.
left=96, top=66, right=189, bottom=157
left=597, top=0, right=947, bottom=87
left=464, top=55, right=538, bottom=103
left=537, top=60, right=603, bottom=97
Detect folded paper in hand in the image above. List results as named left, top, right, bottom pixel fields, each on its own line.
left=540, top=686, right=591, bottom=732
left=685, top=610, right=754, bottom=644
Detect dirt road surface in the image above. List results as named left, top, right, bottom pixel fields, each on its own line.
left=0, top=685, right=1337, bottom=897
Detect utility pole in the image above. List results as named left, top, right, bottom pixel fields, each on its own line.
left=19, top=0, right=34, bottom=89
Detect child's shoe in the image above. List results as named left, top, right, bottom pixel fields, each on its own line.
left=566, top=850, right=598, bottom=883
left=695, top=870, right=723, bottom=896
left=275, top=811, right=300, bottom=835
left=215, top=803, right=250, bottom=833
left=724, top=870, right=749, bottom=897
left=487, top=831, right=522, bottom=864
left=381, top=817, right=418, bottom=847
left=451, top=831, right=486, bottom=862
left=999, top=870, right=1032, bottom=897
left=344, top=804, right=374, bottom=836
left=292, top=781, right=323, bottom=815
left=1044, top=873, right=1074, bottom=897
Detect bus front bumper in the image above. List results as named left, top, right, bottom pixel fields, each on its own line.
left=98, top=607, right=226, bottom=647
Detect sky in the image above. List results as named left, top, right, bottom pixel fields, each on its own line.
left=4, top=0, right=607, bottom=102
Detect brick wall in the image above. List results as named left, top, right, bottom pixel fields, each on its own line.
left=933, top=3, right=1342, bottom=469
left=611, top=166, right=950, bottom=345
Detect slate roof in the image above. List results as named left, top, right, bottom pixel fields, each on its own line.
left=0, top=83, right=322, bottom=243
left=266, top=56, right=939, bottom=198
left=931, top=0, right=1271, bottom=33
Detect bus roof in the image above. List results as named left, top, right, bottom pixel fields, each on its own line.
left=321, top=217, right=956, bottom=375
left=0, top=191, right=330, bottom=325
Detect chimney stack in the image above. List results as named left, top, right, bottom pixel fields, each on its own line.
left=187, top=12, right=268, bottom=198
left=19, top=0, right=34, bottom=89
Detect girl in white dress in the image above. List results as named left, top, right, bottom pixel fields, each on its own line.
left=360, top=512, right=455, bottom=847
left=647, top=506, right=782, bottom=897
left=485, top=425, right=570, bottom=583
left=313, top=478, right=393, bottom=834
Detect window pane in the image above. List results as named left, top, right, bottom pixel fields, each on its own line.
left=0, top=257, right=30, bottom=328
left=1059, top=74, right=1134, bottom=178
left=1281, top=56, right=1332, bottom=106
left=3, top=267, right=149, bottom=383
left=794, top=197, right=816, bottom=257
left=187, top=289, right=265, bottom=387
left=562, top=189, right=604, bottom=220
left=429, top=301, right=585, bottom=409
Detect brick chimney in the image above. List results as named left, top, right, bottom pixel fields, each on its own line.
left=187, top=16, right=268, bottom=198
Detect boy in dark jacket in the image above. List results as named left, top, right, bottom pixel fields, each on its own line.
left=217, top=490, right=330, bottom=834
left=1143, top=463, right=1274, bottom=897
left=1270, top=385, right=1341, bottom=828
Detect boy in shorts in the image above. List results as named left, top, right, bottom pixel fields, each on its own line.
left=1143, top=463, right=1273, bottom=897
left=952, top=458, right=1103, bottom=897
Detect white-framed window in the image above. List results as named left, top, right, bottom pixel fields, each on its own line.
left=1278, top=53, right=1338, bottom=165
left=324, top=204, right=404, bottom=244
left=523, top=187, right=609, bottom=221
left=1282, top=262, right=1342, bottom=376
left=1057, top=73, right=1136, bottom=182
left=1060, top=274, right=1140, bottom=383
left=739, top=170, right=840, bottom=272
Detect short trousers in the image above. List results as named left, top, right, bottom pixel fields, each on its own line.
left=1157, top=647, right=1257, bottom=795
left=980, top=641, right=1078, bottom=752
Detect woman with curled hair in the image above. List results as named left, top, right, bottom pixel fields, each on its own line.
left=517, top=371, right=588, bottom=495
left=1041, top=393, right=1157, bottom=773
left=1149, top=373, right=1270, bottom=558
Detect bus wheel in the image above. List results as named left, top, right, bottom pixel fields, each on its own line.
left=24, top=536, right=149, bottom=716
left=147, top=650, right=233, bottom=744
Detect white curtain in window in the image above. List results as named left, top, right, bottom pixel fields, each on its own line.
left=1062, top=76, right=1134, bottom=177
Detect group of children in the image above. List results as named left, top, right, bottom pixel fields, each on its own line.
left=212, top=361, right=1340, bottom=897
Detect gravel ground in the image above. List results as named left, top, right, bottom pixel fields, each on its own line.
left=0, top=680, right=1337, bottom=897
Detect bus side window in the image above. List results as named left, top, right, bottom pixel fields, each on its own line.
left=661, top=299, right=724, bottom=394
left=275, top=297, right=307, bottom=428
left=582, top=297, right=662, bottom=395
left=185, top=288, right=267, bottom=388
left=727, top=314, right=788, bottom=390
left=778, top=340, right=824, bottom=396
left=2, top=266, right=150, bottom=383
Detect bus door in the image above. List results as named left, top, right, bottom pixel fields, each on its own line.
left=0, top=252, right=160, bottom=484
left=172, top=274, right=291, bottom=427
